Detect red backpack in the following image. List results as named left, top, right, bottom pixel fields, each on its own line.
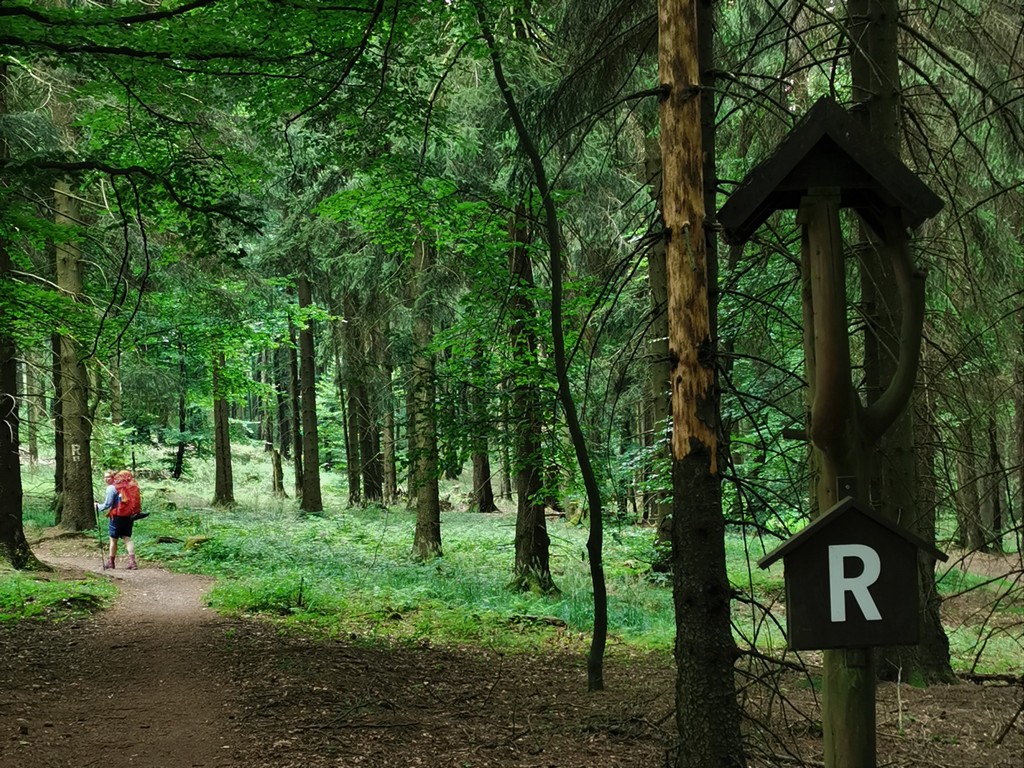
left=112, top=471, right=143, bottom=519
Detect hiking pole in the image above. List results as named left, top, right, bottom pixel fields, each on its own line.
left=94, top=503, right=108, bottom=570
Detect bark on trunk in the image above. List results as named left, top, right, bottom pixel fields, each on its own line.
left=660, top=1, right=745, bottom=763
left=508, top=211, right=554, bottom=591
left=171, top=335, right=187, bottom=480
left=23, top=357, right=38, bottom=465
left=0, top=330, right=34, bottom=568
left=272, top=449, right=286, bottom=497
left=382, top=366, right=398, bottom=505
left=51, top=333, right=63, bottom=518
left=411, top=239, right=441, bottom=559
left=340, top=296, right=362, bottom=504
left=275, top=346, right=291, bottom=459
left=358, top=380, right=383, bottom=503
left=644, top=137, right=673, bottom=569
left=288, top=321, right=304, bottom=500
left=471, top=451, right=496, bottom=513
left=55, top=178, right=95, bottom=531
left=470, top=346, right=497, bottom=513
left=850, top=0, right=952, bottom=686
left=878, top=350, right=955, bottom=683
left=363, top=319, right=388, bottom=503
left=212, top=353, right=235, bottom=506
left=260, top=349, right=275, bottom=453
left=0, top=67, right=40, bottom=567
left=498, top=401, right=512, bottom=500
left=0, top=307, right=36, bottom=567
left=956, top=421, right=984, bottom=550
left=980, top=415, right=1004, bottom=552
left=297, top=276, right=323, bottom=514
left=478, top=9, right=605, bottom=688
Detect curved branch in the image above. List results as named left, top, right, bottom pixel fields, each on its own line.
left=863, top=217, right=926, bottom=443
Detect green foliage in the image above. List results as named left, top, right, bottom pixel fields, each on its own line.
left=0, top=572, right=116, bottom=622
left=92, top=421, right=137, bottom=470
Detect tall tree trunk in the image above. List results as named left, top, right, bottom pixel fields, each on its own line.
left=51, top=332, right=64, bottom=519
left=498, top=394, right=513, bottom=500
left=660, top=0, right=745, bottom=763
left=288, top=321, right=304, bottom=500
left=980, top=415, right=1004, bottom=552
left=271, top=449, right=286, bottom=497
left=903, top=356, right=955, bottom=682
left=411, top=239, right=441, bottom=559
left=0, top=62, right=40, bottom=567
left=275, top=346, right=291, bottom=459
left=1016, top=356, right=1024, bottom=538
left=382, top=363, right=398, bottom=505
left=956, top=420, right=985, bottom=550
left=212, top=353, right=234, bottom=506
left=358, top=380, right=383, bottom=503
left=363, top=319, right=387, bottom=503
left=0, top=311, right=35, bottom=569
left=850, top=0, right=953, bottom=685
left=340, top=295, right=362, bottom=504
left=0, top=294, right=36, bottom=568
left=404, top=375, right=418, bottom=506
left=297, top=276, right=323, bottom=513
left=260, top=349, right=275, bottom=453
left=171, top=334, right=187, bottom=480
left=478, top=7, right=605, bottom=688
left=508, top=211, right=554, bottom=589
left=644, top=138, right=673, bottom=569
left=470, top=345, right=497, bottom=513
left=54, top=178, right=95, bottom=531
left=22, top=356, right=39, bottom=465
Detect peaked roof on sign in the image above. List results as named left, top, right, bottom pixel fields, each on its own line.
left=718, top=97, right=943, bottom=244
left=757, top=496, right=949, bottom=569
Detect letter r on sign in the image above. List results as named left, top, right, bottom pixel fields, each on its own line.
left=828, top=544, right=882, bottom=622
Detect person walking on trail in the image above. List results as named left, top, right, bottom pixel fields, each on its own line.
left=96, top=469, right=139, bottom=570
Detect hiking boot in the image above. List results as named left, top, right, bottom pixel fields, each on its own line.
left=104, top=557, right=115, bottom=570
left=127, top=555, right=138, bottom=570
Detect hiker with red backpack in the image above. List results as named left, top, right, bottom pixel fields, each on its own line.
left=95, top=469, right=145, bottom=570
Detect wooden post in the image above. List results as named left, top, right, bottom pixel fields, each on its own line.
left=798, top=190, right=877, bottom=768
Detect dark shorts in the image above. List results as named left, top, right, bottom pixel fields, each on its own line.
left=108, top=516, right=135, bottom=539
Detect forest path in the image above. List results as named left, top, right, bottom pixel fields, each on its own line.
left=2, top=532, right=1020, bottom=768
left=0, top=534, right=252, bottom=768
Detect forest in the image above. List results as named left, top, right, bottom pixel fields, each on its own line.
left=0, top=1, right=1022, bottom=767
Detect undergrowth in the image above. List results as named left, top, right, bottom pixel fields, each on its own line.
left=0, top=571, right=116, bottom=622
left=5, top=451, right=1022, bottom=675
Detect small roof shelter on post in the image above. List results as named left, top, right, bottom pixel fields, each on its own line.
left=757, top=497, right=947, bottom=651
left=718, top=97, right=942, bottom=244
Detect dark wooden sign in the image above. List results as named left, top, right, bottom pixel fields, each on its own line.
left=758, top=497, right=947, bottom=650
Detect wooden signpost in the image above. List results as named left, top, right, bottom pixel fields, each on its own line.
left=718, top=98, right=944, bottom=768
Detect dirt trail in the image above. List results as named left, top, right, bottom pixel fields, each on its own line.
left=2, top=535, right=1021, bottom=768
left=0, top=537, right=251, bottom=768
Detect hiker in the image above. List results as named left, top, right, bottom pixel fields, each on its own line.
left=96, top=469, right=139, bottom=570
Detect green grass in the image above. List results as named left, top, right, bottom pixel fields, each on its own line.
left=936, top=566, right=1018, bottom=599
left=4, top=451, right=1022, bottom=675
left=0, top=570, right=116, bottom=621
left=141, top=501, right=679, bottom=651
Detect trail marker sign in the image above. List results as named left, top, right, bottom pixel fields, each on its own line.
left=758, top=497, right=947, bottom=650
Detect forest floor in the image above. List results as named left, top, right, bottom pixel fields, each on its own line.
left=0, top=534, right=1021, bottom=768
